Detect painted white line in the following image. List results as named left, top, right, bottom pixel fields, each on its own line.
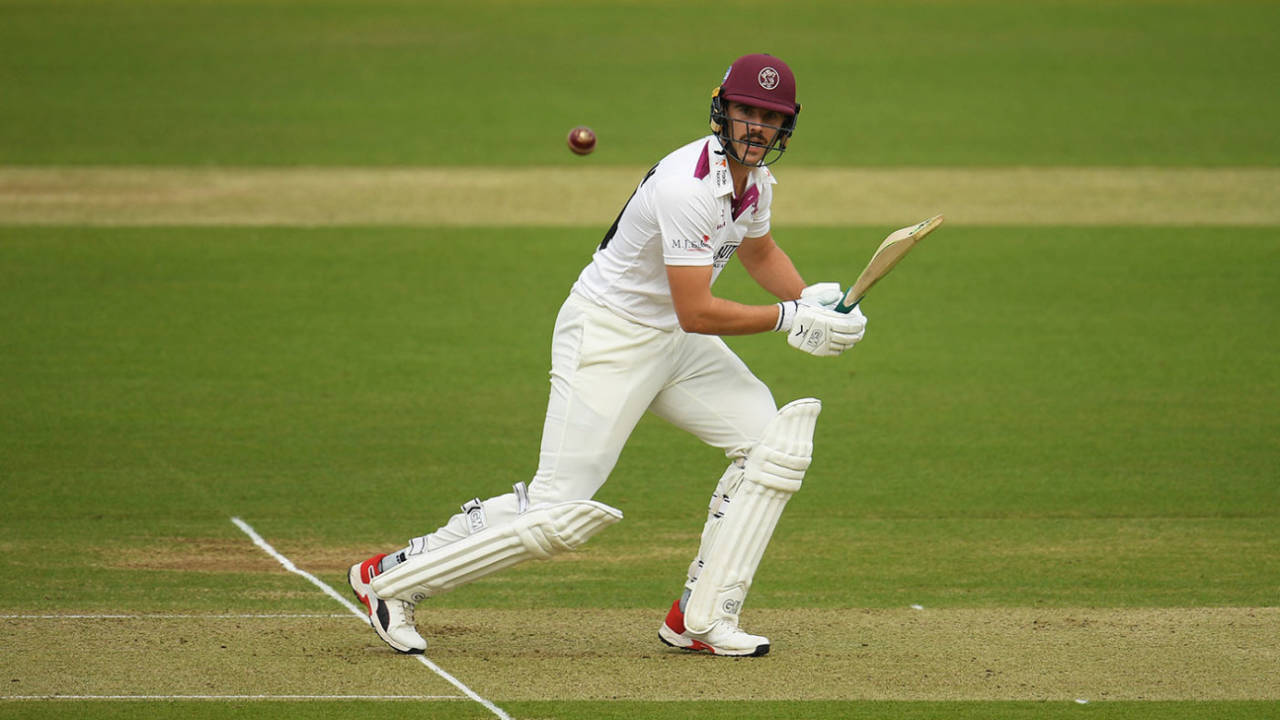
left=1, top=695, right=461, bottom=701
left=1, top=614, right=351, bottom=619
left=230, top=517, right=514, bottom=720
left=410, top=651, right=514, bottom=718
left=230, top=517, right=366, bottom=616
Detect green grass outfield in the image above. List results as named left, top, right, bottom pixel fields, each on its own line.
left=2, top=0, right=1279, bottom=167
left=2, top=0, right=1278, bottom=718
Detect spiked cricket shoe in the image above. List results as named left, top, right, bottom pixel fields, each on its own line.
left=348, top=553, right=427, bottom=654
left=658, top=599, right=770, bottom=657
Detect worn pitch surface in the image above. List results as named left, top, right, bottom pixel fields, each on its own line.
left=5, top=608, right=1277, bottom=702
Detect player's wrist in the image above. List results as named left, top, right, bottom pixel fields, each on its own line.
left=774, top=300, right=799, bottom=332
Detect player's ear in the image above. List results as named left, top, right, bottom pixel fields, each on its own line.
left=780, top=103, right=800, bottom=148
left=709, top=87, right=725, bottom=133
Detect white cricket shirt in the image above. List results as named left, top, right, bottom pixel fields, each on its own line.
left=572, top=135, right=777, bottom=331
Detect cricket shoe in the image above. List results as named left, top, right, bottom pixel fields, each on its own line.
left=658, top=598, right=770, bottom=657
left=348, top=553, right=427, bottom=654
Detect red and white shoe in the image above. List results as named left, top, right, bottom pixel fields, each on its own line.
left=348, top=553, right=427, bottom=654
left=658, top=599, right=770, bottom=657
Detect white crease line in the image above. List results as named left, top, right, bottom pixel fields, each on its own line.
left=1, top=614, right=351, bottom=619
left=230, top=517, right=514, bottom=720
left=1, top=695, right=461, bottom=701
left=230, top=517, right=366, bottom=616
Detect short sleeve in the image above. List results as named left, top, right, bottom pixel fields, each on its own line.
left=746, top=181, right=772, bottom=238
left=653, top=177, right=718, bottom=266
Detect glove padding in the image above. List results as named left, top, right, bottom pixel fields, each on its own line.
left=799, top=282, right=843, bottom=311
left=787, top=304, right=867, bottom=357
left=774, top=282, right=845, bottom=332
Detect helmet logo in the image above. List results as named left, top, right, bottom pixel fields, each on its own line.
left=757, top=66, right=780, bottom=90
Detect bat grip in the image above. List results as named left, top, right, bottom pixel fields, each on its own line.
left=834, top=297, right=862, bottom=314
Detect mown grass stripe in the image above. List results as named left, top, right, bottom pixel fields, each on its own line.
left=0, top=614, right=351, bottom=619
left=2, top=167, right=1277, bottom=227
left=0, top=695, right=463, bottom=701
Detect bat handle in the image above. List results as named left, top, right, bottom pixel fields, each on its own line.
left=834, top=297, right=862, bottom=314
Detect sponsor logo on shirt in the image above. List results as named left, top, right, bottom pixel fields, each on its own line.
left=713, top=242, right=740, bottom=269
left=672, top=235, right=712, bottom=252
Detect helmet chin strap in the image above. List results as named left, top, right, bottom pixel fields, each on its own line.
left=720, top=135, right=751, bottom=167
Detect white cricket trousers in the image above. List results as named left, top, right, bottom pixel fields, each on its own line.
left=527, top=292, right=778, bottom=505
left=420, top=291, right=777, bottom=549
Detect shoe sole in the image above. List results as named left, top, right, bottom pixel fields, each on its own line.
left=658, top=624, right=769, bottom=657
left=349, top=563, right=424, bottom=655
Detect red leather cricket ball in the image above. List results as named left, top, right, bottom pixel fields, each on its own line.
left=567, top=126, right=596, bottom=155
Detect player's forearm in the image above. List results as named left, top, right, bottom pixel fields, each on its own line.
left=667, top=261, right=788, bottom=336
left=674, top=296, right=784, bottom=336
left=739, top=237, right=806, bottom=301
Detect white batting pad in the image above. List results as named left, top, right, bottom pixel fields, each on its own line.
left=370, top=499, right=622, bottom=602
left=685, top=460, right=747, bottom=590
left=683, top=398, right=821, bottom=634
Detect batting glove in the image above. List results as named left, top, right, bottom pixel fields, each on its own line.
left=773, top=282, right=844, bottom=332
left=784, top=304, right=867, bottom=357
left=799, top=282, right=843, bottom=311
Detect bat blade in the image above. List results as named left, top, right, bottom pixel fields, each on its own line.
left=835, top=214, right=944, bottom=313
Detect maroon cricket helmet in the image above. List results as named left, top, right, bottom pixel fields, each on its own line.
left=709, top=53, right=801, bottom=167
left=719, top=53, right=799, bottom=116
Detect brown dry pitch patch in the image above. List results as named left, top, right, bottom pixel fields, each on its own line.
left=100, top=535, right=684, bottom=575
left=104, top=537, right=283, bottom=573
left=2, top=166, right=1277, bottom=227
left=3, top=608, right=1276, bottom=702
left=263, top=542, right=406, bottom=575
left=101, top=538, right=419, bottom=575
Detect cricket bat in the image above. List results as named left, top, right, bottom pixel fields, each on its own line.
left=834, top=214, right=944, bottom=313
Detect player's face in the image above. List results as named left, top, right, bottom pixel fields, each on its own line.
left=726, top=102, right=787, bottom=165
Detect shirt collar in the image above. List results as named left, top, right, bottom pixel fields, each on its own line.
left=706, top=135, right=779, bottom=198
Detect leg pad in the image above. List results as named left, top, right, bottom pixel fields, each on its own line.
left=683, top=398, right=821, bottom=633
left=370, top=497, right=622, bottom=602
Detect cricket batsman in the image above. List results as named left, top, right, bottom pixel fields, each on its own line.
left=349, top=53, right=867, bottom=657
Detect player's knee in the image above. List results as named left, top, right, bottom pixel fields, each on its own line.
left=526, top=467, right=609, bottom=506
